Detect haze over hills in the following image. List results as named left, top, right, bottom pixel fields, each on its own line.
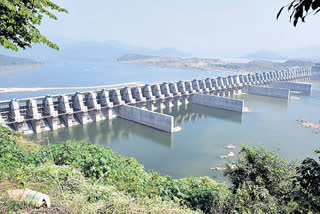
left=1, top=40, right=319, bottom=75
left=243, top=47, right=320, bottom=61
left=1, top=39, right=320, bottom=62
left=0, top=41, right=188, bottom=62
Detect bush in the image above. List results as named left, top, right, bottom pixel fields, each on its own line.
left=2, top=126, right=320, bottom=213
left=224, top=145, right=295, bottom=198
left=0, top=127, right=231, bottom=213
left=0, top=127, right=38, bottom=180
left=224, top=145, right=320, bottom=213
left=293, top=149, right=320, bottom=213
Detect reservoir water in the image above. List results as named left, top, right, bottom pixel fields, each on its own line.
left=1, top=59, right=319, bottom=179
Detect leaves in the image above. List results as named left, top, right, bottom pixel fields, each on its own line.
left=278, top=0, right=320, bottom=27
left=0, top=0, right=68, bottom=51
left=277, top=6, right=285, bottom=19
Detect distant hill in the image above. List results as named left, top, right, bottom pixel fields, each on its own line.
left=0, top=54, right=40, bottom=65
left=118, top=54, right=315, bottom=73
left=244, top=49, right=285, bottom=61
left=0, top=54, right=41, bottom=72
left=117, top=54, right=157, bottom=61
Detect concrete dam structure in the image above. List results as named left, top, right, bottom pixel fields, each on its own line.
left=0, top=68, right=316, bottom=134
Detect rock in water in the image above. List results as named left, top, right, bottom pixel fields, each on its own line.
left=220, top=155, right=228, bottom=159
left=224, top=144, right=236, bottom=149
left=227, top=152, right=235, bottom=157
left=211, top=167, right=224, bottom=171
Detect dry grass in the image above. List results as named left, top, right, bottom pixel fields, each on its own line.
left=15, top=135, right=40, bottom=152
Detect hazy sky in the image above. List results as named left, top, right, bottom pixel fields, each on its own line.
left=40, top=0, right=320, bottom=56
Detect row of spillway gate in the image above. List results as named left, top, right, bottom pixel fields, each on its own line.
left=0, top=68, right=317, bottom=134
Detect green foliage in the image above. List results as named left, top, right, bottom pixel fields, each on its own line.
left=2, top=126, right=320, bottom=213
left=37, top=140, right=228, bottom=212
left=0, top=126, right=38, bottom=179
left=225, top=145, right=295, bottom=198
left=292, top=149, right=320, bottom=213
left=0, top=127, right=227, bottom=213
left=0, top=0, right=68, bottom=51
left=225, top=145, right=320, bottom=213
left=278, top=0, right=320, bottom=26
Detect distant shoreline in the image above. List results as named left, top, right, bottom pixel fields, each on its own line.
left=118, top=54, right=315, bottom=73
left=0, top=63, right=42, bottom=72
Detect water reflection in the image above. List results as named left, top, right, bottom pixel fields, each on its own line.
left=236, top=93, right=289, bottom=112
left=158, top=103, right=243, bottom=125
left=33, top=118, right=174, bottom=148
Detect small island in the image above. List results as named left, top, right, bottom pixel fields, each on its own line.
left=0, top=54, right=42, bottom=72
left=118, top=54, right=315, bottom=73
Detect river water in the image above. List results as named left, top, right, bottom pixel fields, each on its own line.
left=1, top=59, right=319, bottom=179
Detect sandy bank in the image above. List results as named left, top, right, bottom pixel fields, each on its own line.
left=0, top=82, right=144, bottom=94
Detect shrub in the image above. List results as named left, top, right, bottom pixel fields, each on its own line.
left=0, top=127, right=38, bottom=180
left=0, top=127, right=231, bottom=213
left=292, top=149, right=320, bottom=213
left=224, top=145, right=295, bottom=198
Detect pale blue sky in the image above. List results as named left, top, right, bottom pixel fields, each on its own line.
left=40, top=0, right=320, bottom=56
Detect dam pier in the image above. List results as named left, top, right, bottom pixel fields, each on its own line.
left=0, top=68, right=317, bottom=134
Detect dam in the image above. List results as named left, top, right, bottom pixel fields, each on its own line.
left=0, top=68, right=317, bottom=134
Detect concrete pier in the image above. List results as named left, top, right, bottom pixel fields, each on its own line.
left=271, top=81, right=312, bottom=94
left=110, top=89, right=125, bottom=105
left=142, top=84, right=156, bottom=100
left=73, top=93, right=89, bottom=125
left=43, top=96, right=58, bottom=130
left=26, top=99, right=41, bottom=133
left=245, top=85, right=290, bottom=99
left=205, top=78, right=214, bottom=91
left=185, top=81, right=196, bottom=93
left=118, top=105, right=174, bottom=133
left=177, top=81, right=189, bottom=95
left=190, top=93, right=244, bottom=112
left=58, top=95, right=74, bottom=127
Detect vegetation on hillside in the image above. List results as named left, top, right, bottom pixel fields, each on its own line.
left=0, top=126, right=319, bottom=213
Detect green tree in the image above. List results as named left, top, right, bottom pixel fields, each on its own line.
left=278, top=0, right=320, bottom=26
left=293, top=149, right=320, bottom=213
left=0, top=0, right=67, bottom=51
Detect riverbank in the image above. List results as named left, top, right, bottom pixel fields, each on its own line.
left=0, top=82, right=144, bottom=95
left=0, top=63, right=42, bottom=73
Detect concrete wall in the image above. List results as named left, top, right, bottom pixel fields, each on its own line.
left=118, top=105, right=174, bottom=132
left=245, top=85, right=290, bottom=99
left=190, top=93, right=244, bottom=112
left=271, top=81, right=312, bottom=94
